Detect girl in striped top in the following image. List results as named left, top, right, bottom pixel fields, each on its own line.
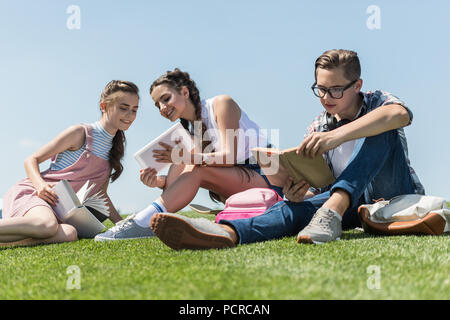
left=50, top=121, right=115, bottom=171
left=95, top=69, right=279, bottom=241
left=1, top=80, right=139, bottom=247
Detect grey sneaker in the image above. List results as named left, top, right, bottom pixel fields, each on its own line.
left=297, top=208, right=342, bottom=244
left=94, top=214, right=155, bottom=241
left=150, top=213, right=236, bottom=250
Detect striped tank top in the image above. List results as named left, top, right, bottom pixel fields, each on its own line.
left=50, top=122, right=114, bottom=171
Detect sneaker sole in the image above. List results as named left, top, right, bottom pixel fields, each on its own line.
left=297, top=235, right=340, bottom=245
left=94, top=235, right=154, bottom=242
left=150, top=213, right=236, bottom=250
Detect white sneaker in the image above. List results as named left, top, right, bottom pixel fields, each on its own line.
left=297, top=208, right=342, bottom=244
left=94, top=214, right=155, bottom=241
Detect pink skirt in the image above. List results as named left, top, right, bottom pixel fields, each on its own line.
left=2, top=178, right=52, bottom=218
left=2, top=124, right=111, bottom=219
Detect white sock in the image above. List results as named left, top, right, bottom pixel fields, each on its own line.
left=134, top=199, right=167, bottom=228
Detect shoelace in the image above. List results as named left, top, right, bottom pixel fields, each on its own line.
left=109, top=214, right=136, bottom=232
left=307, top=211, right=332, bottom=231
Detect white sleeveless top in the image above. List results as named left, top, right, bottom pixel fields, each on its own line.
left=199, top=96, right=269, bottom=164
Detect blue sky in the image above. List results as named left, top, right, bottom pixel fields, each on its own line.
left=1, top=0, right=449, bottom=214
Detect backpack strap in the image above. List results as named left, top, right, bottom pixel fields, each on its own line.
left=82, top=123, right=94, bottom=153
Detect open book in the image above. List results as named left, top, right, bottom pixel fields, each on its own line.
left=251, top=146, right=335, bottom=189
left=52, top=180, right=109, bottom=238
left=134, top=122, right=194, bottom=173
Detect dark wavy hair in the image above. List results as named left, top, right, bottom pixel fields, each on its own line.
left=150, top=68, right=203, bottom=135
left=100, top=80, right=139, bottom=182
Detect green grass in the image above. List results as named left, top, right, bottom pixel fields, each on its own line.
left=0, top=211, right=449, bottom=300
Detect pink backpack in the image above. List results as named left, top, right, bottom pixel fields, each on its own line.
left=215, top=188, right=284, bottom=223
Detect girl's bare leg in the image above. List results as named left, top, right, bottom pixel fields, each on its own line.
left=0, top=206, right=60, bottom=242
left=164, top=163, right=188, bottom=190
left=0, top=224, right=78, bottom=247
left=159, top=166, right=269, bottom=212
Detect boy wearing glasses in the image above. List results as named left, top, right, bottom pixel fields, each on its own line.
left=150, top=49, right=425, bottom=249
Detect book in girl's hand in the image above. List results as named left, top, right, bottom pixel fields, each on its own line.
left=251, top=146, right=335, bottom=189
left=52, top=180, right=109, bottom=238
left=134, top=122, right=194, bottom=173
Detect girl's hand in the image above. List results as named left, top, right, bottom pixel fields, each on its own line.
left=282, top=178, right=310, bottom=203
left=35, top=182, right=58, bottom=206
left=153, top=141, right=192, bottom=165
left=296, top=131, right=342, bottom=158
left=140, top=168, right=166, bottom=189
left=153, top=142, right=174, bottom=163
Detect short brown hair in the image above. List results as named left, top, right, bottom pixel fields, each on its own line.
left=314, top=49, right=361, bottom=82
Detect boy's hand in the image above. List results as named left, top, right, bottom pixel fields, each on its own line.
left=283, top=178, right=310, bottom=203
left=296, top=131, right=342, bottom=158
left=140, top=168, right=166, bottom=189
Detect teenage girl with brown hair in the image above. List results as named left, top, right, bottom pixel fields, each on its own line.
left=95, top=69, right=293, bottom=241
left=1, top=80, right=140, bottom=246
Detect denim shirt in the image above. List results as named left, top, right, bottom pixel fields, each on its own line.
left=304, top=90, right=425, bottom=197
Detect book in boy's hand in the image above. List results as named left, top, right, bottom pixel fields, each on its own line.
left=134, top=122, right=194, bottom=173
left=52, top=180, right=109, bottom=238
left=251, top=146, right=335, bottom=189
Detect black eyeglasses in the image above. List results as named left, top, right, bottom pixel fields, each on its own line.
left=311, top=79, right=358, bottom=99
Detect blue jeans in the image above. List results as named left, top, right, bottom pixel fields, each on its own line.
left=220, top=130, right=417, bottom=244
left=242, top=163, right=285, bottom=198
